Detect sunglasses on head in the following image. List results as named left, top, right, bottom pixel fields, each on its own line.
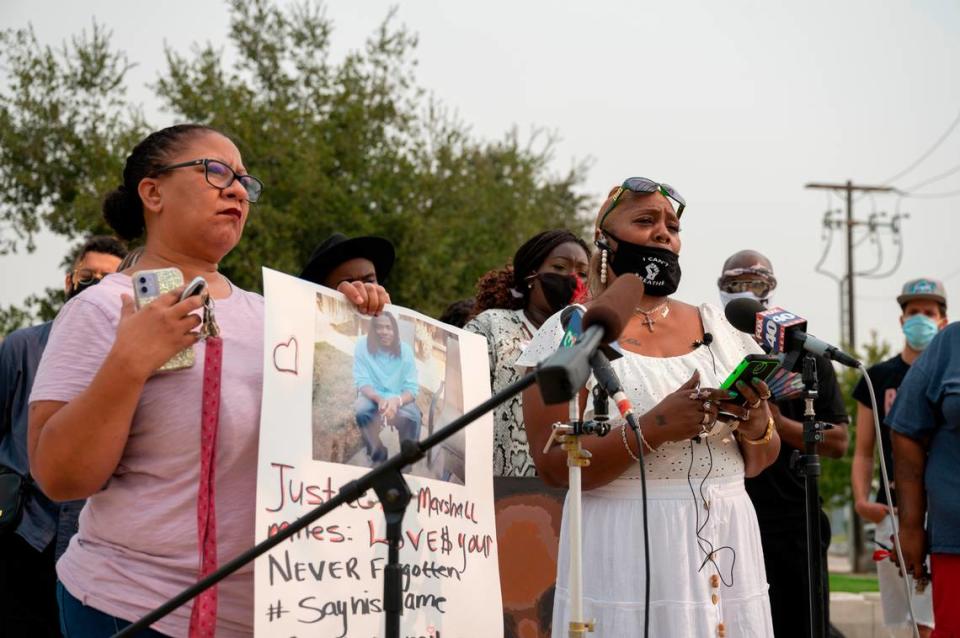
left=598, top=177, right=686, bottom=228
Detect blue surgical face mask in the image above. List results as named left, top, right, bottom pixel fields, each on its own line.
left=902, top=314, right=939, bottom=351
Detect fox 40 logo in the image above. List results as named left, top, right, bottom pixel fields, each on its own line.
left=755, top=307, right=807, bottom=354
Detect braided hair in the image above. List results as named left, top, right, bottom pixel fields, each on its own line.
left=473, top=229, right=590, bottom=314
left=102, top=124, right=223, bottom=240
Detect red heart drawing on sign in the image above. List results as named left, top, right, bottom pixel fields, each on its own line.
left=272, top=336, right=299, bottom=375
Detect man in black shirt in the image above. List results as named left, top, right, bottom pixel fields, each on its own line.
left=851, top=278, right=947, bottom=637
left=718, top=250, right=850, bottom=638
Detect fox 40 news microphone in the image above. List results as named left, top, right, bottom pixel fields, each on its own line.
left=724, top=297, right=861, bottom=369
left=536, top=274, right=644, bottom=404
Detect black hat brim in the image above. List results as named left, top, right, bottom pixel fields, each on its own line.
left=300, top=235, right=395, bottom=287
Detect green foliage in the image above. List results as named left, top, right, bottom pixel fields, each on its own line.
left=819, top=330, right=892, bottom=506
left=0, top=0, right=590, bottom=336
left=0, top=23, right=146, bottom=255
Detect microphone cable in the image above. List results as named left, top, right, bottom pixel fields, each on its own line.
left=626, top=411, right=651, bottom=638
left=860, top=365, right=922, bottom=638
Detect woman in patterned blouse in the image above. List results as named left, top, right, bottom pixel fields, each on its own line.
left=464, top=230, right=590, bottom=476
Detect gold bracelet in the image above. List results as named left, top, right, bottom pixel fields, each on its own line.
left=742, top=416, right=775, bottom=445
left=621, top=423, right=654, bottom=461
left=621, top=424, right=640, bottom=461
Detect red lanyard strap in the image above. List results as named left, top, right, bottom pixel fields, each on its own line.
left=189, top=335, right=222, bottom=637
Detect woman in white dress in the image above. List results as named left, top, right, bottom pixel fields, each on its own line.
left=464, top=229, right=589, bottom=477
left=518, top=178, right=779, bottom=637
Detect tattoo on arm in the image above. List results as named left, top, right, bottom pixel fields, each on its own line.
left=655, top=415, right=667, bottom=426
left=622, top=337, right=643, bottom=347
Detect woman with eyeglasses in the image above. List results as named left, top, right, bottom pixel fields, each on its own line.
left=27, top=124, right=387, bottom=636
left=518, top=179, right=778, bottom=637
left=463, top=229, right=590, bottom=477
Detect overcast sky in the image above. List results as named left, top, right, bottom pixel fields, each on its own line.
left=2, top=0, right=959, bottom=353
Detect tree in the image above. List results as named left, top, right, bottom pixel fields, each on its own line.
left=0, top=1, right=590, bottom=336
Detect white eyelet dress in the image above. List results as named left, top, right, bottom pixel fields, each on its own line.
left=516, top=303, right=774, bottom=638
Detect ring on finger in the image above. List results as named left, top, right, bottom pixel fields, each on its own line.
left=740, top=408, right=751, bottom=422
left=749, top=398, right=762, bottom=409
left=759, top=391, right=772, bottom=401
left=701, top=412, right=712, bottom=425
left=702, top=400, right=713, bottom=412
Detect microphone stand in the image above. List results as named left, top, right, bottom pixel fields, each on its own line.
left=114, top=325, right=606, bottom=638
left=789, top=354, right=830, bottom=638
left=541, top=386, right=611, bottom=637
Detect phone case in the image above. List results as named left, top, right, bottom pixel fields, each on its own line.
left=131, top=267, right=195, bottom=372
left=720, top=355, right=780, bottom=404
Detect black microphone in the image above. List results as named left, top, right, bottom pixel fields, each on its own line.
left=725, top=298, right=861, bottom=369
left=692, top=333, right=714, bottom=349
left=580, top=274, right=645, bottom=345
left=536, top=274, right=644, bottom=404
left=589, top=348, right=635, bottom=420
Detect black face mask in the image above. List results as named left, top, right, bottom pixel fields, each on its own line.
left=534, top=272, right=578, bottom=313
left=598, top=231, right=682, bottom=296
left=66, top=279, right=99, bottom=301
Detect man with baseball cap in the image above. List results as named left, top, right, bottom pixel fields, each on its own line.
left=851, top=278, right=948, bottom=637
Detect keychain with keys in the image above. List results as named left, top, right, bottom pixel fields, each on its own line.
left=201, top=293, right=220, bottom=339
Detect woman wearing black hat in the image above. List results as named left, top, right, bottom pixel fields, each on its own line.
left=300, top=233, right=395, bottom=300
left=463, top=230, right=590, bottom=477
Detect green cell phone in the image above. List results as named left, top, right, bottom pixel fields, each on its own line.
left=720, top=354, right=780, bottom=405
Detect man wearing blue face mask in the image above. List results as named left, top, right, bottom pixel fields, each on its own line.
left=851, top=278, right=948, bottom=637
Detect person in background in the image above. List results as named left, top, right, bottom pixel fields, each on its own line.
left=0, top=235, right=126, bottom=637
left=299, top=232, right=395, bottom=291
left=27, top=124, right=386, bottom=637
left=463, top=230, right=590, bottom=477
left=718, top=249, right=849, bottom=638
left=888, top=321, right=960, bottom=638
left=851, top=278, right=946, bottom=637
left=438, top=298, right=475, bottom=329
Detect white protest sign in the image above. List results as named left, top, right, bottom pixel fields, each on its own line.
left=255, top=268, right=503, bottom=637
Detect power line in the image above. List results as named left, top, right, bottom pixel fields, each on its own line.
left=881, top=106, right=960, bottom=185
left=904, top=162, right=960, bottom=192
left=902, top=187, right=960, bottom=199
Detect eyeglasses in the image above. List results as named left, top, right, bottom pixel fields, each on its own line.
left=599, top=177, right=686, bottom=228
left=154, top=158, right=264, bottom=203
left=71, top=268, right=109, bottom=286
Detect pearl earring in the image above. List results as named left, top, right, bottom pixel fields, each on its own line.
left=600, top=250, right=608, bottom=285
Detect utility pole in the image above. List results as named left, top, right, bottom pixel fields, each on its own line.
left=805, top=181, right=897, bottom=351
left=805, top=180, right=898, bottom=575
